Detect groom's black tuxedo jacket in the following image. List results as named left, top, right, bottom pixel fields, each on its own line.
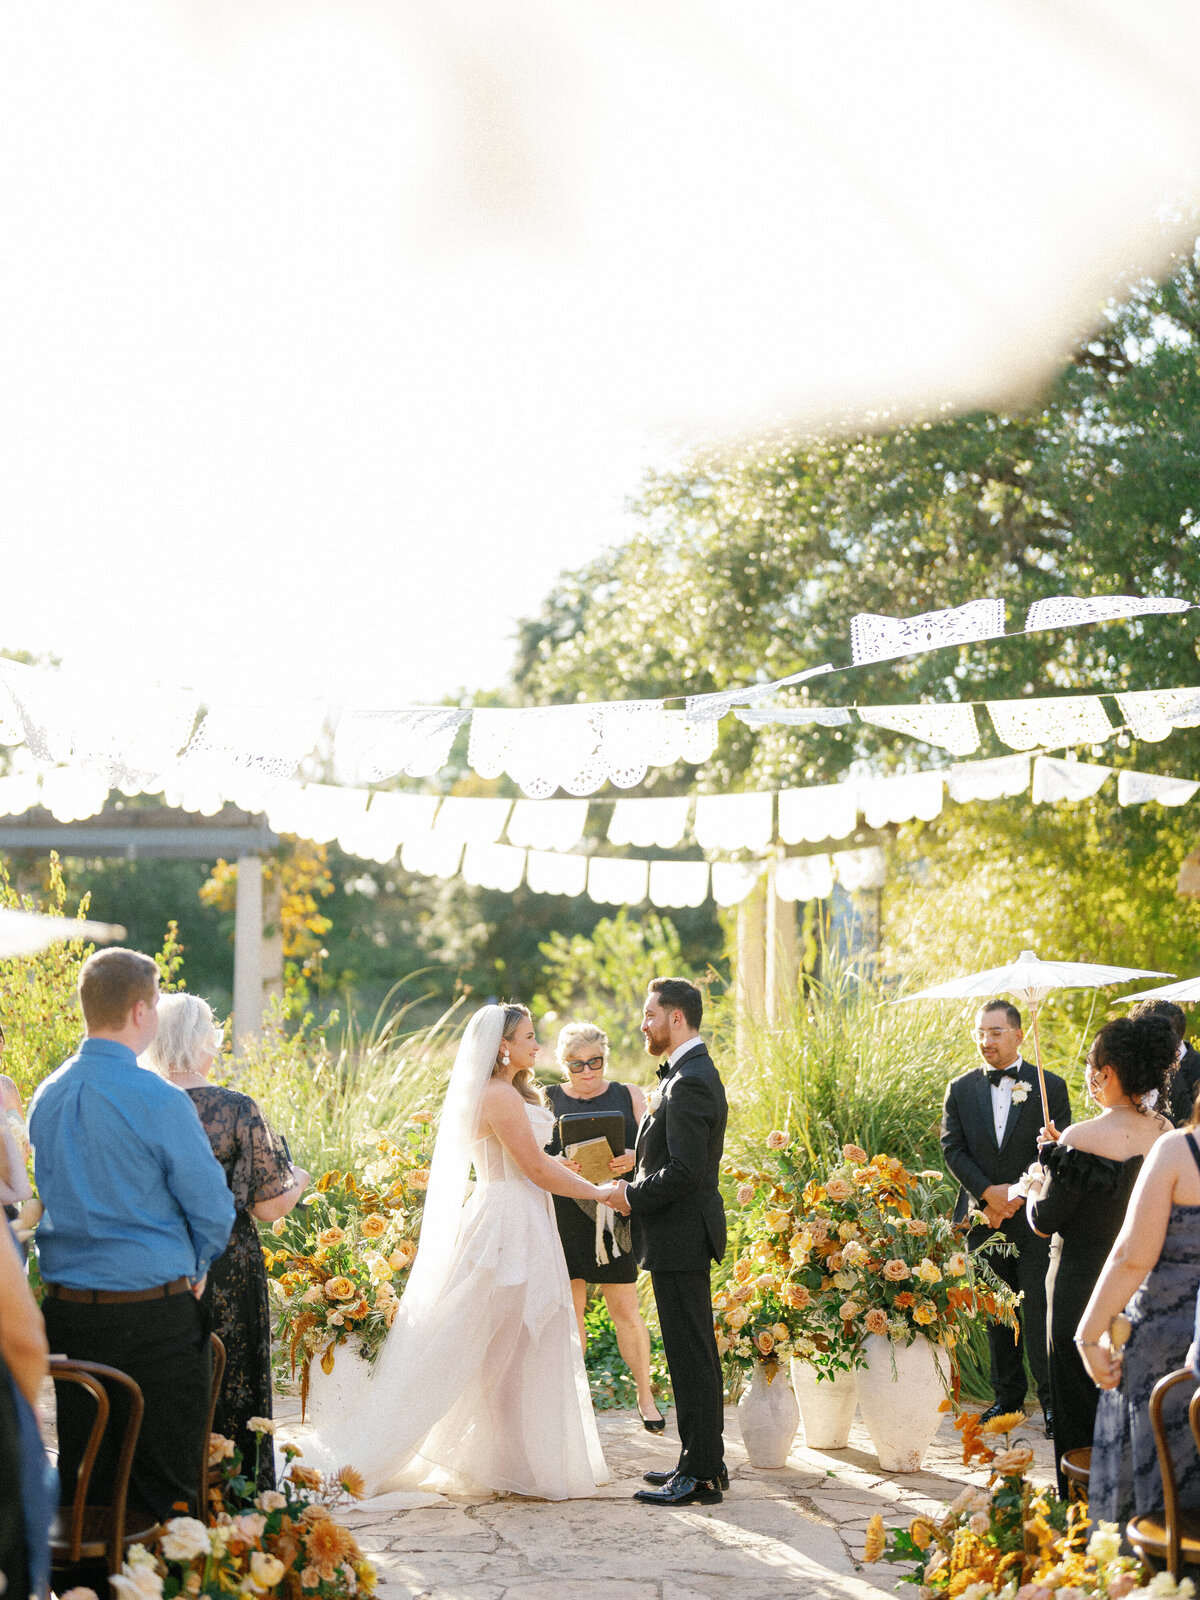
left=627, top=1042, right=728, bottom=1273
left=940, top=1058, right=1071, bottom=1237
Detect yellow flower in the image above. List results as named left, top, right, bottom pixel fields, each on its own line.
left=864, top=1514, right=886, bottom=1563
left=913, top=1303, right=937, bottom=1326
left=771, top=1322, right=788, bottom=1342
left=360, top=1214, right=388, bottom=1240
left=981, top=1410, right=1026, bottom=1436
left=947, top=1252, right=968, bottom=1277
left=317, top=1227, right=345, bottom=1248
left=916, top=1258, right=942, bottom=1284
left=387, top=1240, right=417, bottom=1271
left=323, top=1276, right=356, bottom=1301
left=733, top=1258, right=755, bottom=1283
left=764, top=1209, right=792, bottom=1233
left=725, top=1306, right=750, bottom=1330
left=271, top=1218, right=285, bottom=1237
left=338, top=1465, right=366, bottom=1499
left=716, top=1333, right=731, bottom=1356
left=909, top=1518, right=936, bottom=1551
left=249, top=1553, right=286, bottom=1589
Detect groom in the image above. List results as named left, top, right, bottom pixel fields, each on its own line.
left=613, top=977, right=728, bottom=1507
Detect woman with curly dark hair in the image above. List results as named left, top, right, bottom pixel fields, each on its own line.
left=1027, top=1011, right=1175, bottom=1494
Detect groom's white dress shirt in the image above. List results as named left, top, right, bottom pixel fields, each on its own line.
left=665, top=1037, right=706, bottom=1073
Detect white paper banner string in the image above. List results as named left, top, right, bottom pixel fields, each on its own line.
left=174, top=701, right=327, bottom=807
left=647, top=860, right=709, bottom=908
left=685, top=664, right=832, bottom=724
left=832, top=845, right=887, bottom=891
left=0, top=774, right=41, bottom=818
left=859, top=771, right=944, bottom=828
left=850, top=600, right=1005, bottom=665
left=945, top=754, right=1031, bottom=803
left=432, top=796, right=512, bottom=843
left=266, top=783, right=368, bottom=844
left=506, top=799, right=588, bottom=852
left=587, top=856, right=648, bottom=906
left=1117, top=770, right=1200, bottom=808
left=1032, top=756, right=1114, bottom=805
left=608, top=797, right=691, bottom=849
left=734, top=705, right=852, bottom=728
left=468, top=703, right=715, bottom=798
left=334, top=708, right=469, bottom=785
left=336, top=793, right=440, bottom=862
left=1025, top=595, right=1192, bottom=633
left=1114, top=688, right=1200, bottom=743
left=775, top=853, right=834, bottom=902
left=711, top=861, right=765, bottom=907
left=777, top=781, right=858, bottom=845
left=526, top=849, right=588, bottom=897
left=988, top=694, right=1114, bottom=751
left=38, top=767, right=112, bottom=824
left=399, top=831, right=464, bottom=879
left=692, top=792, right=774, bottom=853
left=857, top=703, right=980, bottom=756
left=461, top=842, right=526, bottom=893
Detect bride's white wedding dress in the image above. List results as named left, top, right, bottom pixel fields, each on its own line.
left=303, top=1010, right=608, bottom=1500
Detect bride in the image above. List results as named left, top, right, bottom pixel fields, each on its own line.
left=302, top=1003, right=615, bottom=1499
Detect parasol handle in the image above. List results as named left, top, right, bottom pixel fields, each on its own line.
left=1031, top=1004, right=1051, bottom=1132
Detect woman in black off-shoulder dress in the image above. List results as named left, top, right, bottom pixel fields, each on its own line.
left=1027, top=1013, right=1174, bottom=1497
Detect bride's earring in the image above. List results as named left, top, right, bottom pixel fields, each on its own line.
left=500, top=1049, right=510, bottom=1067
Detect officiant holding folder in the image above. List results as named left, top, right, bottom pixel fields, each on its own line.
left=546, top=1022, right=665, bottom=1432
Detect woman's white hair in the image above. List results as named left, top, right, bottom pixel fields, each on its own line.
left=143, top=993, right=224, bottom=1077
left=555, top=1021, right=609, bottom=1068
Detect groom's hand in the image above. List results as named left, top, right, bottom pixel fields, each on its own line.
left=609, top=1180, right=632, bottom=1216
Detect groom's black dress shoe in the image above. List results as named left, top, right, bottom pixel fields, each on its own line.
left=643, top=1467, right=729, bottom=1491
left=634, top=1474, right=723, bottom=1507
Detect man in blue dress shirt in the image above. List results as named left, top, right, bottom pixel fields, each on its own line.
left=29, top=948, right=235, bottom=1520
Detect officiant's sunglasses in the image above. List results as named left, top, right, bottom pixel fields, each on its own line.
left=565, top=1055, right=605, bottom=1074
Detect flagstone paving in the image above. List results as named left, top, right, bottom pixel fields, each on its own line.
left=278, top=1395, right=1057, bottom=1600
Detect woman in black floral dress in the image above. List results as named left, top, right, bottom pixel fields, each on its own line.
left=146, top=995, right=308, bottom=1487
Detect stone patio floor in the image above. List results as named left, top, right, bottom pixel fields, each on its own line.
left=277, top=1394, right=1057, bottom=1600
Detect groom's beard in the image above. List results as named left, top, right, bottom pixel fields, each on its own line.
left=643, top=1023, right=670, bottom=1057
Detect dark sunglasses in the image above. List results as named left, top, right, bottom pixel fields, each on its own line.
left=565, top=1055, right=605, bottom=1074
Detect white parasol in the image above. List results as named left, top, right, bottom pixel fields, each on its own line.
left=0, top=908, right=125, bottom=959
left=1118, top=976, right=1200, bottom=1004
left=899, top=949, right=1173, bottom=1126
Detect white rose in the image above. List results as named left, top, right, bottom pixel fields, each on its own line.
left=160, top=1518, right=212, bottom=1563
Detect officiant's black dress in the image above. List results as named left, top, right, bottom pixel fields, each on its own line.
left=187, top=1086, right=294, bottom=1488
left=1028, top=1142, right=1144, bottom=1497
left=546, top=1081, right=639, bottom=1284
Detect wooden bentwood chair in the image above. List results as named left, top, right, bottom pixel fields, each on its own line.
left=200, top=1333, right=227, bottom=1515
left=1125, top=1368, right=1200, bottom=1578
left=1060, top=1445, right=1091, bottom=1502
left=47, top=1357, right=161, bottom=1580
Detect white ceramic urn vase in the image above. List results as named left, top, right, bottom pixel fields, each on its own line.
left=789, top=1359, right=858, bottom=1449
left=855, top=1333, right=947, bottom=1472
left=736, top=1360, right=800, bottom=1468
left=302, top=1340, right=373, bottom=1425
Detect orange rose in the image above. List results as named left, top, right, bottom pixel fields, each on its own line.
left=360, top=1214, right=388, bottom=1240
left=755, top=1330, right=775, bottom=1355
left=409, top=1111, right=432, bottom=1125
left=725, top=1306, right=750, bottom=1330
left=842, top=1144, right=868, bottom=1164
left=406, top=1168, right=431, bottom=1190
left=864, top=1308, right=888, bottom=1336
left=736, top=1184, right=756, bottom=1205
left=388, top=1240, right=417, bottom=1271
left=882, top=1259, right=910, bottom=1281
left=317, top=1227, right=345, bottom=1247
left=766, top=1131, right=790, bottom=1151
left=764, top=1209, right=792, bottom=1233
left=323, top=1276, right=356, bottom=1301
left=783, top=1284, right=811, bottom=1311
left=733, top=1258, right=755, bottom=1284
left=825, top=1178, right=854, bottom=1203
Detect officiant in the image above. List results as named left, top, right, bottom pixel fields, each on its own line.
left=547, top=1022, right=665, bottom=1432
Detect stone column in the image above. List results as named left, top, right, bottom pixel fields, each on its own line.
left=765, top=861, right=800, bottom=1026
left=233, top=853, right=264, bottom=1053
left=735, top=875, right=767, bottom=1058
left=262, top=872, right=284, bottom=1015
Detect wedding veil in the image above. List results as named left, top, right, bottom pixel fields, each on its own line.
left=400, top=1003, right=505, bottom=1318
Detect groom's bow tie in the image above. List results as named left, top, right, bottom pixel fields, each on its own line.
left=986, top=1064, right=1020, bottom=1087
left=657, top=1059, right=673, bottom=1082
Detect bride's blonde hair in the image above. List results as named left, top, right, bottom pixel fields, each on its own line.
left=495, top=1003, right=543, bottom=1106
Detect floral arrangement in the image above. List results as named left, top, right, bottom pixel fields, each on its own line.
left=717, top=1137, right=1020, bottom=1382
left=865, top=1412, right=1194, bottom=1599
left=265, top=1115, right=435, bottom=1411
left=103, top=1426, right=375, bottom=1600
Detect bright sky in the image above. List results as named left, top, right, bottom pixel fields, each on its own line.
left=0, top=6, right=670, bottom=708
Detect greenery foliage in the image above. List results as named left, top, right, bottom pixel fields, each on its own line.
left=0, top=853, right=91, bottom=1098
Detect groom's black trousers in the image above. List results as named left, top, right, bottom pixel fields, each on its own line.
left=652, top=1268, right=724, bottom=1480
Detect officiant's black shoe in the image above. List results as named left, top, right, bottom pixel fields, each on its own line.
left=634, top=1474, right=723, bottom=1507
left=1043, top=1408, right=1054, bottom=1439
left=642, top=1468, right=729, bottom=1491
left=638, top=1404, right=666, bottom=1434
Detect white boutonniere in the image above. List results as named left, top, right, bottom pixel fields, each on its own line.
left=647, top=1085, right=664, bottom=1115
left=1010, top=1082, right=1031, bottom=1105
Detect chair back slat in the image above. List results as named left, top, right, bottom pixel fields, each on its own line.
left=49, top=1356, right=146, bottom=1575
left=1148, top=1367, right=1194, bottom=1578
left=201, top=1333, right=227, bottom=1516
